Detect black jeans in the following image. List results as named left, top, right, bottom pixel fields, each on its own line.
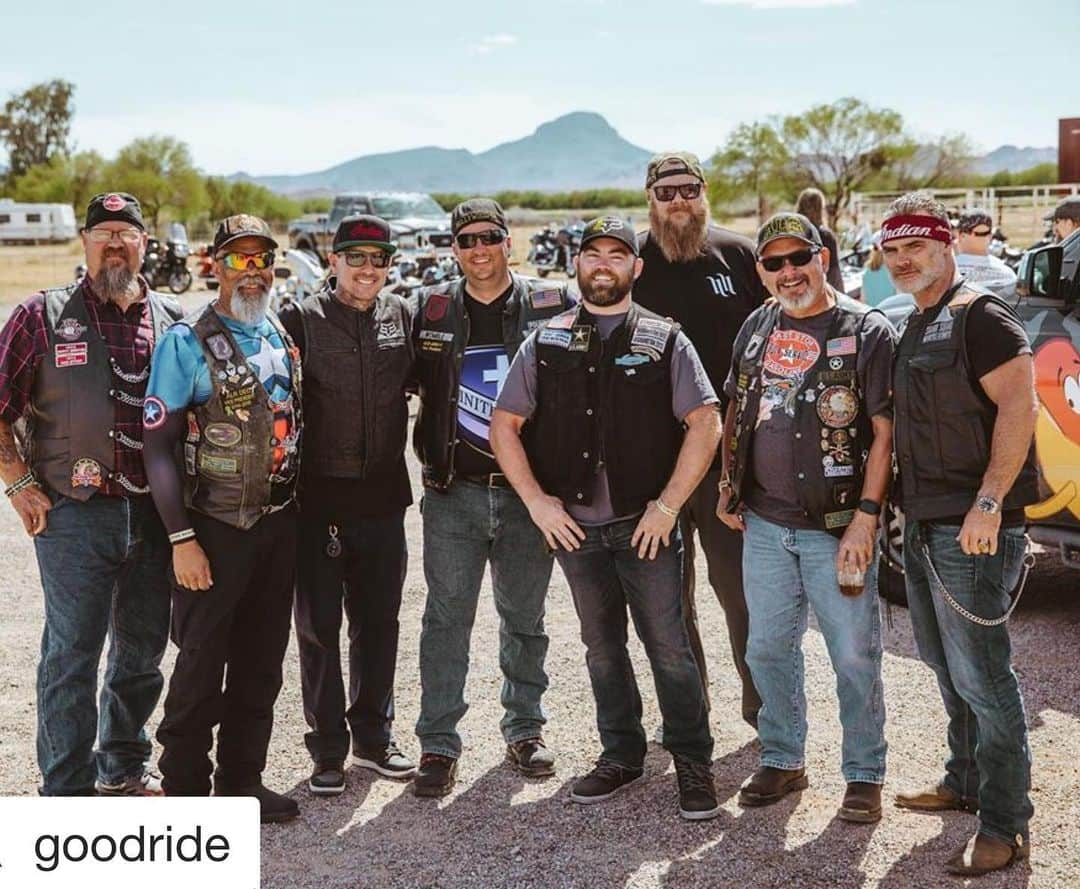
left=157, top=506, right=297, bottom=795
left=294, top=509, right=407, bottom=765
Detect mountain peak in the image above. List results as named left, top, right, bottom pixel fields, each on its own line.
left=533, top=111, right=618, bottom=138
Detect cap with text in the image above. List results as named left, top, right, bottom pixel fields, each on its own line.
left=580, top=216, right=640, bottom=256
left=756, top=212, right=823, bottom=255
left=333, top=214, right=396, bottom=253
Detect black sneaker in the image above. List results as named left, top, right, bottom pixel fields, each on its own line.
left=569, top=760, right=644, bottom=805
left=506, top=737, right=556, bottom=777
left=353, top=741, right=416, bottom=779
left=412, top=753, right=458, bottom=798
left=674, top=755, right=721, bottom=821
left=214, top=782, right=299, bottom=824
left=309, top=762, right=345, bottom=796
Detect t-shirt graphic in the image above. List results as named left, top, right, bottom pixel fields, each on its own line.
left=757, top=329, right=821, bottom=426
left=458, top=345, right=510, bottom=453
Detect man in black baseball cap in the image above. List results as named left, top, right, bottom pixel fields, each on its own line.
left=84, top=191, right=146, bottom=232
left=755, top=212, right=824, bottom=254
left=1046, top=196, right=1080, bottom=245
left=579, top=215, right=639, bottom=256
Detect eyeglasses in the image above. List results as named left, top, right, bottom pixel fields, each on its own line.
left=219, top=251, right=275, bottom=271
left=965, top=227, right=992, bottom=237
left=455, top=229, right=506, bottom=249
left=86, top=228, right=142, bottom=244
left=759, top=247, right=820, bottom=272
left=652, top=183, right=703, bottom=202
left=341, top=250, right=391, bottom=268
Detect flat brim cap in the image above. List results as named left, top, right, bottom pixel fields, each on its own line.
left=580, top=215, right=640, bottom=256
left=645, top=152, right=706, bottom=189
left=84, top=192, right=146, bottom=231
left=451, top=198, right=507, bottom=236
left=756, top=212, right=823, bottom=255
left=333, top=214, right=396, bottom=253
left=213, top=213, right=278, bottom=254
left=1047, top=195, right=1080, bottom=222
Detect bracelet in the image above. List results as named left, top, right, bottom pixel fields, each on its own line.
left=655, top=498, right=679, bottom=519
left=718, top=477, right=734, bottom=491
left=4, top=472, right=38, bottom=498
left=168, top=528, right=197, bottom=545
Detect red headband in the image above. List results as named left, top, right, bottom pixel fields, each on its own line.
left=879, top=214, right=953, bottom=245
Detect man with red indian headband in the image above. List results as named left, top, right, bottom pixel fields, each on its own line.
left=717, top=212, right=894, bottom=824
left=0, top=191, right=181, bottom=797
left=143, top=214, right=303, bottom=823
left=883, top=192, right=1038, bottom=877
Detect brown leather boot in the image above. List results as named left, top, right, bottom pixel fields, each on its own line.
left=738, top=766, right=808, bottom=807
left=944, top=832, right=1030, bottom=876
left=838, top=782, right=882, bottom=823
left=894, top=782, right=978, bottom=813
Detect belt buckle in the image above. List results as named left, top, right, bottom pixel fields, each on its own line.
left=489, top=472, right=506, bottom=488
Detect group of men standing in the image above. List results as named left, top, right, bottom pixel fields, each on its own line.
left=0, top=151, right=1049, bottom=877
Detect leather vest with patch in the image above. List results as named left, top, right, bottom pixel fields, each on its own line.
left=182, top=305, right=302, bottom=530
left=729, top=296, right=876, bottom=537
left=411, top=273, right=572, bottom=489
left=27, top=281, right=181, bottom=500
left=525, top=302, right=684, bottom=517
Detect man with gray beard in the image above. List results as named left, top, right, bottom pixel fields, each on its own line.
left=0, top=192, right=182, bottom=796
left=142, top=214, right=303, bottom=823
left=632, top=152, right=764, bottom=728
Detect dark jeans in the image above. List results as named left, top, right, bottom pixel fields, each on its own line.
left=34, top=494, right=171, bottom=795
left=295, top=509, right=407, bottom=765
left=680, top=468, right=760, bottom=725
left=904, top=520, right=1033, bottom=845
left=416, top=480, right=553, bottom=758
left=556, top=518, right=713, bottom=768
left=157, top=506, right=297, bottom=795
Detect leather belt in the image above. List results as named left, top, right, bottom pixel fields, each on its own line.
left=459, top=472, right=512, bottom=489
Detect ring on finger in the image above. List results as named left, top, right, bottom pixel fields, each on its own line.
left=977, top=538, right=991, bottom=554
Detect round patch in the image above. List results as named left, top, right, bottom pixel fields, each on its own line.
left=204, top=423, right=243, bottom=448
left=829, top=356, right=844, bottom=371
left=102, top=193, right=126, bottom=211
left=816, top=386, right=858, bottom=429
left=142, top=396, right=168, bottom=430
left=71, top=457, right=103, bottom=488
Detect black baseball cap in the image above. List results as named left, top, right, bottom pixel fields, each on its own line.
left=645, top=152, right=706, bottom=189
left=451, top=198, right=507, bottom=236
left=756, top=212, right=823, bottom=255
left=580, top=216, right=640, bottom=256
left=333, top=214, right=396, bottom=253
left=1044, top=196, right=1080, bottom=222
left=213, top=214, right=278, bottom=254
left=84, top=192, right=145, bottom=232
left=957, top=208, right=993, bottom=233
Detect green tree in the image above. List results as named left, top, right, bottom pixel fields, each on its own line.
left=10, top=150, right=106, bottom=210
left=708, top=121, right=790, bottom=219
left=0, top=79, right=75, bottom=182
left=106, top=136, right=207, bottom=232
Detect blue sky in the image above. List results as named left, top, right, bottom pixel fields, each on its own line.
left=2, top=0, right=1075, bottom=176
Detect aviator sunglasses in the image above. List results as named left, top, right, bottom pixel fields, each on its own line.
left=220, top=251, right=275, bottom=271
left=759, top=247, right=821, bottom=272
left=652, top=183, right=703, bottom=202
left=455, top=229, right=507, bottom=249
left=341, top=250, right=391, bottom=268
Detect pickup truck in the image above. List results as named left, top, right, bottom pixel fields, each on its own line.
left=877, top=234, right=1080, bottom=603
left=288, top=192, right=453, bottom=267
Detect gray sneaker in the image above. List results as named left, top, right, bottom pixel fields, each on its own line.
left=96, top=772, right=163, bottom=797
left=353, top=741, right=417, bottom=779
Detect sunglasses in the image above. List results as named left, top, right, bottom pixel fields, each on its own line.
left=965, top=227, right=992, bottom=237
left=220, top=251, right=275, bottom=271
left=455, top=229, right=506, bottom=249
left=653, top=183, right=703, bottom=202
left=341, top=250, right=391, bottom=268
left=759, top=247, right=820, bottom=272
left=86, top=228, right=142, bottom=244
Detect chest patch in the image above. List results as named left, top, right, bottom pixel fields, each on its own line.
left=630, top=318, right=672, bottom=360
left=55, top=342, right=88, bottom=368
left=538, top=328, right=572, bottom=349
left=55, top=318, right=87, bottom=342
left=530, top=289, right=562, bottom=309
left=817, top=385, right=859, bottom=428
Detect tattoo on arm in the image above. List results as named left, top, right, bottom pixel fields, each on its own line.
left=0, top=422, right=20, bottom=465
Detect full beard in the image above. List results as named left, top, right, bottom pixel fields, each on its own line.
left=649, top=201, right=709, bottom=264
left=580, top=269, right=633, bottom=307
left=96, top=261, right=139, bottom=304
left=231, top=282, right=271, bottom=325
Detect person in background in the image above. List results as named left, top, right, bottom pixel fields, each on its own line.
left=953, top=208, right=1017, bottom=298
left=860, top=237, right=897, bottom=307
left=795, top=188, right=845, bottom=292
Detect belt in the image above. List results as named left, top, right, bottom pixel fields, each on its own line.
left=458, top=472, right=512, bottom=489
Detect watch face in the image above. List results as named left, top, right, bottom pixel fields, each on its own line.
left=977, top=496, right=1000, bottom=514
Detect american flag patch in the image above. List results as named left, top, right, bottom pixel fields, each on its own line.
left=530, top=289, right=562, bottom=309
left=826, top=336, right=856, bottom=357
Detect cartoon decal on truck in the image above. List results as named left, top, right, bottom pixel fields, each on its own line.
left=1027, top=337, right=1080, bottom=521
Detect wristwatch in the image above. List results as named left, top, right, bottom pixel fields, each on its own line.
left=975, top=495, right=1000, bottom=515
left=857, top=498, right=881, bottom=517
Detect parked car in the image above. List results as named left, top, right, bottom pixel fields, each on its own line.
left=0, top=199, right=76, bottom=244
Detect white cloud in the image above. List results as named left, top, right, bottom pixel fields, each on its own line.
left=702, top=0, right=854, bottom=7
left=471, top=33, right=519, bottom=54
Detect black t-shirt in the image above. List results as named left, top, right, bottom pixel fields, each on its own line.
left=452, top=283, right=513, bottom=477
left=279, top=300, right=413, bottom=521
left=819, top=226, right=846, bottom=292
left=634, top=225, right=766, bottom=410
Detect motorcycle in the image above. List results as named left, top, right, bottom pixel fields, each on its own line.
left=528, top=221, right=583, bottom=278
left=386, top=256, right=424, bottom=299
left=270, top=248, right=327, bottom=313
left=420, top=254, right=461, bottom=288
left=142, top=223, right=194, bottom=294
left=988, top=227, right=1024, bottom=272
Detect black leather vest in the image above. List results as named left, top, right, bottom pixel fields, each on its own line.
left=892, top=282, right=1039, bottom=521
left=411, top=273, right=572, bottom=489
left=729, top=296, right=876, bottom=537
left=525, top=302, right=684, bottom=517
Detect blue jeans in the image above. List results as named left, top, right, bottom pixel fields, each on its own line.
left=416, top=481, right=553, bottom=758
left=555, top=518, right=713, bottom=767
left=903, top=520, right=1033, bottom=845
left=743, top=511, right=887, bottom=783
left=34, top=494, right=172, bottom=795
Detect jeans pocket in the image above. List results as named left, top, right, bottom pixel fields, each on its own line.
left=1000, top=529, right=1028, bottom=595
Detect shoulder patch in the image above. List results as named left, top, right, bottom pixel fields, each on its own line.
left=529, top=288, right=563, bottom=309
left=547, top=309, right=577, bottom=330
left=537, top=328, right=573, bottom=349
left=630, top=316, right=675, bottom=359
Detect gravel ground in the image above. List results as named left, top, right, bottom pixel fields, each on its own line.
left=1, top=444, right=1078, bottom=887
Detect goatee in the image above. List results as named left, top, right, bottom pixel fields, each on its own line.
left=96, top=264, right=139, bottom=304
left=232, top=281, right=271, bottom=325
left=650, top=201, right=709, bottom=264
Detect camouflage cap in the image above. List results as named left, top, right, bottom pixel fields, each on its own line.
left=451, top=198, right=507, bottom=237
left=645, top=151, right=706, bottom=189
left=212, top=213, right=278, bottom=255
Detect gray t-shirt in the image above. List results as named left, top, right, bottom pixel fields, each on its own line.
left=723, top=305, right=895, bottom=530
left=497, top=311, right=719, bottom=525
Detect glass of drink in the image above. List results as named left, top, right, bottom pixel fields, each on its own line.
left=837, top=560, right=865, bottom=597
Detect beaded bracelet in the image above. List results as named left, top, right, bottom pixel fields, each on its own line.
left=655, top=498, right=679, bottom=519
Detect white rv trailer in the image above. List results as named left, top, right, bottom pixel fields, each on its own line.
left=0, top=199, right=77, bottom=243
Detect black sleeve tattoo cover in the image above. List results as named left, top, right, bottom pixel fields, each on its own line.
left=143, top=409, right=192, bottom=535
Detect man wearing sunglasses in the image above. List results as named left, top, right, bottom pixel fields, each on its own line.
left=142, top=214, right=303, bottom=823
left=718, top=212, right=894, bottom=824
left=953, top=208, right=1016, bottom=298
left=0, top=192, right=182, bottom=798
left=277, top=215, right=417, bottom=796
left=632, top=152, right=764, bottom=732
left=410, top=198, right=573, bottom=797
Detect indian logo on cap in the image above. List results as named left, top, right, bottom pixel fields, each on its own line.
left=102, top=194, right=126, bottom=211
left=350, top=222, right=386, bottom=241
